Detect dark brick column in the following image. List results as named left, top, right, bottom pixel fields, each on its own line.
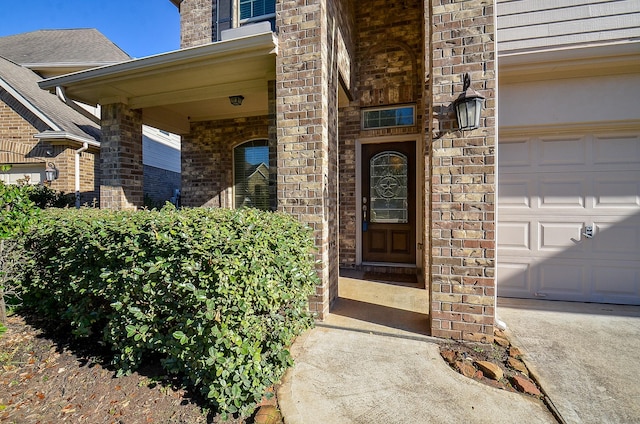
left=100, top=103, right=143, bottom=210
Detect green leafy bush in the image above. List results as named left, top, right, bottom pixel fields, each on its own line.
left=0, top=181, right=42, bottom=323
left=21, top=206, right=318, bottom=418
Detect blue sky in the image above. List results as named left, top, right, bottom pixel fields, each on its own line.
left=0, top=0, right=180, bottom=58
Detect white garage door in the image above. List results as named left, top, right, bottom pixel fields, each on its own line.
left=498, top=133, right=640, bottom=305
left=0, top=164, right=44, bottom=185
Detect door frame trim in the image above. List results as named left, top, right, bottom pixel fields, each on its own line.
left=356, top=134, right=423, bottom=268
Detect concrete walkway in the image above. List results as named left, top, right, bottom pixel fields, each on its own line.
left=278, top=327, right=556, bottom=423
left=498, top=298, right=640, bottom=424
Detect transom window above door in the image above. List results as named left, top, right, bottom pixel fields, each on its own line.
left=362, top=105, right=415, bottom=130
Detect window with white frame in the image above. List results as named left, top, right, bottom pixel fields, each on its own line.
left=362, top=105, right=415, bottom=130
left=234, top=139, right=270, bottom=210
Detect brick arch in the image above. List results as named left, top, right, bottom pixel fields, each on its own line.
left=359, top=40, right=419, bottom=107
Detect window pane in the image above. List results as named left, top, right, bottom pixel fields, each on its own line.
left=234, top=140, right=270, bottom=210
left=362, top=106, right=415, bottom=129
left=240, top=0, right=274, bottom=19
left=370, top=151, right=408, bottom=223
left=240, top=2, right=251, bottom=19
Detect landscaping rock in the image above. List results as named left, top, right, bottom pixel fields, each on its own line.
left=254, top=405, right=282, bottom=424
left=507, top=357, right=528, bottom=375
left=455, top=360, right=477, bottom=378
left=475, top=360, right=503, bottom=381
left=441, top=349, right=456, bottom=364
left=510, top=375, right=541, bottom=396
left=494, top=336, right=510, bottom=347
left=509, top=346, right=523, bottom=358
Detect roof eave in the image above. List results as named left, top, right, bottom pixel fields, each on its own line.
left=34, top=131, right=100, bottom=148
left=38, top=31, right=278, bottom=93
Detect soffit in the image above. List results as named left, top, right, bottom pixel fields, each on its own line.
left=39, top=32, right=278, bottom=134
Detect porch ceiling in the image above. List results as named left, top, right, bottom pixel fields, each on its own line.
left=39, top=32, right=278, bottom=134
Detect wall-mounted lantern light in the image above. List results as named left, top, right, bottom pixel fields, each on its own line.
left=229, top=95, right=245, bottom=106
left=454, top=73, right=484, bottom=131
left=44, top=162, right=58, bottom=183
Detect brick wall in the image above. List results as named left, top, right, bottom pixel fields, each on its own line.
left=143, top=165, right=181, bottom=206
left=179, top=0, right=215, bottom=48
left=0, top=98, right=45, bottom=164
left=1, top=91, right=99, bottom=203
left=100, top=103, right=143, bottom=210
left=181, top=115, right=270, bottom=207
left=428, top=0, right=497, bottom=342
left=276, top=0, right=332, bottom=317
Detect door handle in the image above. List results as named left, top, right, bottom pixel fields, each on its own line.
left=582, top=225, right=594, bottom=239
left=362, top=197, right=368, bottom=232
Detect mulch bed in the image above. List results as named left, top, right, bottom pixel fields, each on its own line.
left=0, top=314, right=278, bottom=423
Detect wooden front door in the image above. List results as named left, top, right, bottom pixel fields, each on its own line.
left=362, top=141, right=416, bottom=264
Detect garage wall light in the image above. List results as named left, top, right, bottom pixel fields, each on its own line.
left=44, top=162, right=58, bottom=183
left=454, top=73, right=485, bottom=131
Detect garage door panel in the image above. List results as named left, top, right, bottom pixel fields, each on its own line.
left=593, top=265, right=640, bottom=302
left=593, top=135, right=640, bottom=166
left=539, top=222, right=586, bottom=252
left=593, top=218, right=640, bottom=258
left=539, top=136, right=586, bottom=167
left=538, top=261, right=587, bottom=299
left=497, top=262, right=532, bottom=296
left=500, top=139, right=531, bottom=169
left=594, top=175, right=640, bottom=209
left=498, top=179, right=531, bottom=208
left=539, top=178, right=586, bottom=208
left=498, top=221, right=530, bottom=250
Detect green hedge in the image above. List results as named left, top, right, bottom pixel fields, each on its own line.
left=21, top=206, right=318, bottom=418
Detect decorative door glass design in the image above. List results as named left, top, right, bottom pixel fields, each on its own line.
left=369, top=151, right=408, bottom=223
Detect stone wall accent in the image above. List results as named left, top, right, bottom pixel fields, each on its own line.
left=179, top=0, right=215, bottom=48
left=181, top=115, right=270, bottom=207
left=428, top=0, right=496, bottom=342
left=100, top=103, right=143, bottom=210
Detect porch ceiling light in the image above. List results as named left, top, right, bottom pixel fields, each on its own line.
left=454, top=73, right=485, bottom=131
left=229, top=95, right=245, bottom=106
left=45, top=162, right=58, bottom=183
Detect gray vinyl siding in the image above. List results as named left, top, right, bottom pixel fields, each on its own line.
left=497, top=0, right=640, bottom=54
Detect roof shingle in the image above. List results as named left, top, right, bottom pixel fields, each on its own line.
left=0, top=29, right=130, bottom=67
left=0, top=56, right=100, bottom=143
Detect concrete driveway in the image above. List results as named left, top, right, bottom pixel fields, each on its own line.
left=497, top=298, right=640, bottom=424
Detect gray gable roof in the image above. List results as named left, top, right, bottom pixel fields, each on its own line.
left=0, top=56, right=100, bottom=143
left=0, top=29, right=130, bottom=68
